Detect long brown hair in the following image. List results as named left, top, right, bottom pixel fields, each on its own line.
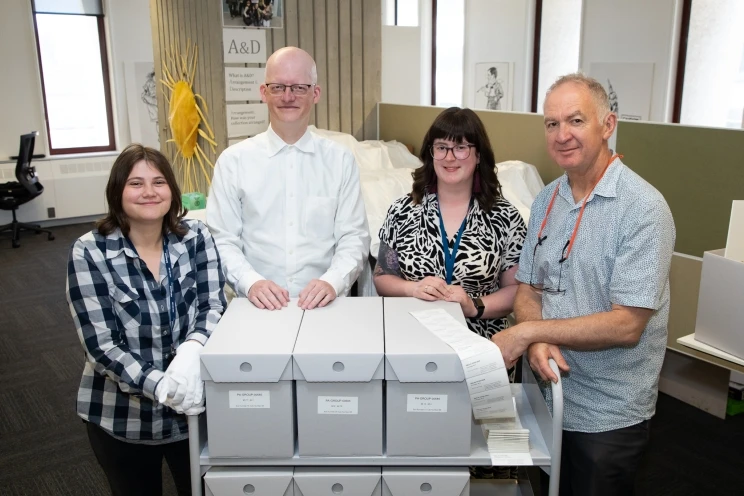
left=96, top=144, right=187, bottom=237
left=411, top=107, right=502, bottom=211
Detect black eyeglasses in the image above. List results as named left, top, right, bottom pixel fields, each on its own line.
left=265, top=83, right=314, bottom=96
left=528, top=235, right=569, bottom=294
left=430, top=143, right=475, bottom=160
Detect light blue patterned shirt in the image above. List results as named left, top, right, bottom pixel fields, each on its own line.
left=516, top=157, right=675, bottom=433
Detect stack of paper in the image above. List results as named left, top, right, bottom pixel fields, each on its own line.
left=482, top=401, right=530, bottom=455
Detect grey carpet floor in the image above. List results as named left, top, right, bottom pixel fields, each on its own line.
left=0, top=222, right=742, bottom=495
left=0, top=223, right=178, bottom=496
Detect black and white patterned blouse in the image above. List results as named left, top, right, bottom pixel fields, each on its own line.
left=66, top=219, right=226, bottom=442
left=378, top=193, right=526, bottom=338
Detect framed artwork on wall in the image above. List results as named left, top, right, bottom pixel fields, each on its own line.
left=473, top=62, right=513, bottom=111
left=124, top=62, right=160, bottom=149
left=589, top=62, right=655, bottom=121
left=223, top=0, right=283, bottom=29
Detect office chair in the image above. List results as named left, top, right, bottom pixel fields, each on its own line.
left=0, top=132, right=54, bottom=248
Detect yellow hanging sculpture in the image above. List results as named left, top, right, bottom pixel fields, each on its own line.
left=160, top=42, right=217, bottom=192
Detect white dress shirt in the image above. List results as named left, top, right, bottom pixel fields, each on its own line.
left=207, top=125, right=370, bottom=298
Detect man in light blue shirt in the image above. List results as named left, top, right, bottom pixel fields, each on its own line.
left=491, top=74, right=675, bottom=495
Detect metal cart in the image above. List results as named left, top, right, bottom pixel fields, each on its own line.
left=188, top=358, right=563, bottom=496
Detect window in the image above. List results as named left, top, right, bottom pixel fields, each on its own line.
left=678, top=0, right=744, bottom=128
left=32, top=0, right=115, bottom=154
left=383, top=0, right=420, bottom=27
left=534, top=0, right=582, bottom=113
left=433, top=0, right=465, bottom=107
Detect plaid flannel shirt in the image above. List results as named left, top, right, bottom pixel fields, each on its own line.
left=66, top=219, right=226, bottom=442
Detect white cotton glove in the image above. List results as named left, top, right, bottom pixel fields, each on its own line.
left=158, top=340, right=204, bottom=412
left=156, top=381, right=206, bottom=415
left=179, top=399, right=206, bottom=416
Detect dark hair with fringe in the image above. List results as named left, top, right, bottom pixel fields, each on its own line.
left=96, top=144, right=187, bottom=237
left=411, top=107, right=502, bottom=210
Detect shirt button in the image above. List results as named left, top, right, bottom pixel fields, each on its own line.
left=290, top=193, right=294, bottom=198
left=289, top=221, right=294, bottom=226
left=289, top=249, right=294, bottom=255
left=160, top=304, right=165, bottom=311
left=162, top=329, right=169, bottom=336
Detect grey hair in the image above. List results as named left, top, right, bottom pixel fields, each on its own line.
left=544, top=73, right=611, bottom=123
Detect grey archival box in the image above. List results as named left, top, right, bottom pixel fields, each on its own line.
left=293, top=297, right=385, bottom=456
left=381, top=467, right=469, bottom=496
left=201, top=298, right=304, bottom=458
left=294, top=467, right=382, bottom=496
left=694, top=249, right=744, bottom=360
left=383, top=298, right=472, bottom=456
left=204, top=467, right=294, bottom=496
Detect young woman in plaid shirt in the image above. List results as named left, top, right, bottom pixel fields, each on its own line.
left=66, top=145, right=226, bottom=495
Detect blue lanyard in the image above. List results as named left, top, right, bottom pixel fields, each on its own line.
left=162, top=237, right=176, bottom=334
left=437, top=199, right=469, bottom=284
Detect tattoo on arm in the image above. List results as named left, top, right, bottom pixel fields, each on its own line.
left=373, top=242, right=403, bottom=277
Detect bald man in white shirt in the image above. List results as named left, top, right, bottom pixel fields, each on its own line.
left=207, top=47, right=370, bottom=310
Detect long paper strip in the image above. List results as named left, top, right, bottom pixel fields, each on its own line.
left=409, top=309, right=516, bottom=420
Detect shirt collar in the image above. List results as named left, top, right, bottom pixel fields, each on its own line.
left=557, top=154, right=623, bottom=206
left=103, top=228, right=137, bottom=260
left=266, top=124, right=315, bottom=157
left=103, top=223, right=197, bottom=260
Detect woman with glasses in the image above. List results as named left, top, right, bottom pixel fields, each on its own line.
left=374, top=106, right=526, bottom=342
left=374, top=108, right=525, bottom=480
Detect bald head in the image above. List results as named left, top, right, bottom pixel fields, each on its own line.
left=265, top=46, right=318, bottom=85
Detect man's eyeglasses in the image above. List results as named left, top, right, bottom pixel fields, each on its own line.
left=430, top=143, right=475, bottom=160
left=265, top=83, right=314, bottom=96
left=528, top=235, right=569, bottom=294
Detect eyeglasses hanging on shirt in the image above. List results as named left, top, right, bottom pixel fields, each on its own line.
left=529, top=153, right=621, bottom=294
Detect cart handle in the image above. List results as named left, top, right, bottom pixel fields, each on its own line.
left=548, top=358, right=563, bottom=496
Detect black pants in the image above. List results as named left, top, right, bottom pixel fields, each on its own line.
left=86, top=422, right=192, bottom=496
left=558, top=420, right=650, bottom=496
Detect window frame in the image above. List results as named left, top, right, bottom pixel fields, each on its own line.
left=431, top=0, right=437, bottom=105
left=671, top=0, right=693, bottom=124
left=32, top=12, right=116, bottom=155
left=530, top=0, right=543, bottom=113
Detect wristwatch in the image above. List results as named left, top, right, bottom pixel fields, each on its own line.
left=471, top=297, right=485, bottom=319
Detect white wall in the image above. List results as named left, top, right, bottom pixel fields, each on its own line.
left=381, top=26, right=423, bottom=105
left=0, top=0, right=48, bottom=158
left=0, top=0, right=153, bottom=160
left=580, top=0, right=679, bottom=122
left=462, top=0, right=533, bottom=112
left=380, top=0, right=432, bottom=106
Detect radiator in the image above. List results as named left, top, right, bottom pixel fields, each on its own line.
left=49, top=156, right=113, bottom=219
left=0, top=154, right=114, bottom=224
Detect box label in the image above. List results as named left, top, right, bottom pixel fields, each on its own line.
left=407, top=394, right=448, bottom=413
left=229, top=390, right=270, bottom=409
left=317, top=396, right=358, bottom=415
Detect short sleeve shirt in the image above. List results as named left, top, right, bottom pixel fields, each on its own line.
left=516, top=158, right=676, bottom=433
left=379, top=193, right=526, bottom=339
